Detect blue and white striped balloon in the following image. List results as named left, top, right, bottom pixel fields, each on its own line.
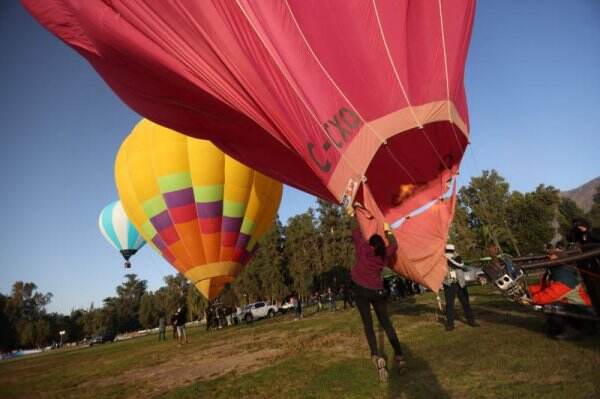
left=99, top=200, right=145, bottom=267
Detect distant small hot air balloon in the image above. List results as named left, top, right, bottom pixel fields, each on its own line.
left=115, top=119, right=283, bottom=300
left=99, top=200, right=146, bottom=268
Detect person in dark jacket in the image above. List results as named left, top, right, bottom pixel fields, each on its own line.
left=176, top=306, right=189, bottom=344
left=327, top=287, right=337, bottom=311
left=170, top=311, right=178, bottom=339
left=528, top=243, right=591, bottom=307
left=528, top=241, right=593, bottom=340
left=351, top=220, right=405, bottom=383
left=443, top=244, right=478, bottom=331
left=568, top=218, right=598, bottom=247
left=205, top=305, right=214, bottom=331
left=341, top=285, right=354, bottom=309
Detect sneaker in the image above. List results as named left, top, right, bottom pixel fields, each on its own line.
left=467, top=320, right=480, bottom=327
left=445, top=324, right=454, bottom=331
left=371, top=356, right=388, bottom=383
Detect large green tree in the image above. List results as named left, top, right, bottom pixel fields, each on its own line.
left=507, top=185, right=560, bottom=254
left=255, top=217, right=289, bottom=302
left=186, top=286, right=207, bottom=321
left=587, top=185, right=600, bottom=231
left=558, top=197, right=586, bottom=240
left=98, top=274, right=148, bottom=334
left=2, top=282, right=53, bottom=349
left=285, top=210, right=322, bottom=298
left=154, top=274, right=189, bottom=319
left=234, top=217, right=288, bottom=303
left=67, top=309, right=86, bottom=343
left=81, top=303, right=104, bottom=337
left=138, top=293, right=158, bottom=329
left=458, top=170, right=518, bottom=255
left=5, top=282, right=52, bottom=324
left=448, top=203, right=479, bottom=259
left=315, top=199, right=355, bottom=281
left=0, top=293, right=17, bottom=351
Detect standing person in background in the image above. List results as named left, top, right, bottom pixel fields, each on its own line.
left=216, top=306, right=224, bottom=329
left=157, top=312, right=166, bottom=341
left=235, top=305, right=242, bottom=325
left=170, top=310, right=178, bottom=339
left=443, top=244, right=478, bottom=331
left=205, top=305, right=214, bottom=331
left=527, top=242, right=592, bottom=340
left=569, top=218, right=598, bottom=247
left=296, top=295, right=303, bottom=319
left=341, top=285, right=354, bottom=309
left=316, top=291, right=323, bottom=312
left=291, top=293, right=299, bottom=320
left=176, top=305, right=189, bottom=345
left=327, top=287, right=337, bottom=311
left=226, top=307, right=233, bottom=327
left=350, top=217, right=405, bottom=383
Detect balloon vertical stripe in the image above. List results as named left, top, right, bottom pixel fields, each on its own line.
left=100, top=202, right=119, bottom=249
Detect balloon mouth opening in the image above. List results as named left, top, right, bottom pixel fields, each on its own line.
left=120, top=249, right=137, bottom=261
left=184, top=261, right=243, bottom=300
left=391, top=184, right=416, bottom=207
left=196, top=276, right=236, bottom=300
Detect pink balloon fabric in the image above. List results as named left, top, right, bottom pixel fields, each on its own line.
left=356, top=183, right=456, bottom=292
left=23, top=0, right=475, bottom=290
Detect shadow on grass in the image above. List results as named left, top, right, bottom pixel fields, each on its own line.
left=475, top=306, right=546, bottom=333
left=387, top=347, right=450, bottom=399
left=389, top=292, right=600, bottom=350
left=376, top=325, right=450, bottom=398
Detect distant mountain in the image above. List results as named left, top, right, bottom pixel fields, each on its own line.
left=560, top=177, right=600, bottom=212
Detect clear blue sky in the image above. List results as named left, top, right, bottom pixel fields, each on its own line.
left=1, top=1, right=598, bottom=314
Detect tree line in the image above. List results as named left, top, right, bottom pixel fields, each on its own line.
left=1, top=170, right=598, bottom=351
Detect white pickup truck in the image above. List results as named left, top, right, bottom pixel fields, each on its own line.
left=239, top=301, right=279, bottom=322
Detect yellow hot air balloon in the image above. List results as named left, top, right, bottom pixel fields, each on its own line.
left=115, top=119, right=283, bottom=300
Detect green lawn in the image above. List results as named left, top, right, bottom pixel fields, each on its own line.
left=1, top=286, right=599, bottom=398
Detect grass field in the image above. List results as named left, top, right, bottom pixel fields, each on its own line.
left=1, top=286, right=599, bottom=399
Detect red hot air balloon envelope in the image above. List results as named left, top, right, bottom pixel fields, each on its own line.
left=23, top=0, right=475, bottom=291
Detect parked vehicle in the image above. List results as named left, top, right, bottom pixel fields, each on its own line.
left=279, top=300, right=295, bottom=314
left=239, top=301, right=279, bottom=322
left=89, top=331, right=115, bottom=345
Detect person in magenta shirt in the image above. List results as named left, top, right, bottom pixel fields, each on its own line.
left=351, top=223, right=405, bottom=383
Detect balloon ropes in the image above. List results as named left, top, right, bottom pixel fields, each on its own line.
left=24, top=0, right=475, bottom=292
left=98, top=200, right=145, bottom=268
left=115, top=120, right=283, bottom=300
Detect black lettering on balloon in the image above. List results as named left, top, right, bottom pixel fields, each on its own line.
left=324, top=121, right=345, bottom=148
left=339, top=107, right=361, bottom=129
left=307, top=107, right=362, bottom=173
left=307, top=141, right=332, bottom=173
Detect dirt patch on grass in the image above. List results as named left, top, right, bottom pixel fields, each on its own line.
left=117, top=346, right=284, bottom=397
left=76, top=330, right=293, bottom=397
left=120, top=329, right=359, bottom=395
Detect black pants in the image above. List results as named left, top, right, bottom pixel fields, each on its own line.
left=343, top=295, right=354, bottom=308
left=444, top=282, right=474, bottom=326
left=353, top=283, right=402, bottom=357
